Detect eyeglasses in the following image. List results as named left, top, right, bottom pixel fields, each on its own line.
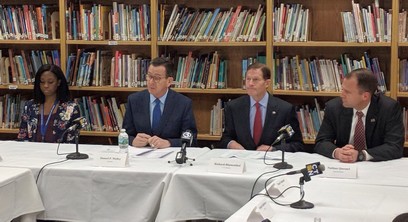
left=146, top=74, right=166, bottom=83
left=245, top=77, right=264, bottom=83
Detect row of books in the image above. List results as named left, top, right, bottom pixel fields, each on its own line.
left=74, top=96, right=125, bottom=132
left=273, top=52, right=386, bottom=92
left=66, top=49, right=150, bottom=87
left=0, top=4, right=59, bottom=40
left=160, top=4, right=265, bottom=42
left=173, top=51, right=227, bottom=89
left=399, top=10, right=408, bottom=43
left=399, top=58, right=408, bottom=92
left=210, top=99, right=224, bottom=136
left=403, top=107, right=408, bottom=140
left=0, top=94, right=26, bottom=129
left=341, top=0, right=391, bottom=43
left=296, top=99, right=324, bottom=140
left=66, top=2, right=150, bottom=41
left=273, top=4, right=310, bottom=42
left=0, top=49, right=60, bottom=85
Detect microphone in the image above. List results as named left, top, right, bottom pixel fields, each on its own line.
left=286, top=162, right=325, bottom=177
left=176, top=130, right=193, bottom=164
left=289, top=162, right=325, bottom=209
left=272, top=124, right=295, bottom=146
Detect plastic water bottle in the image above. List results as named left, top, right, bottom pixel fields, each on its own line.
left=118, top=129, right=129, bottom=153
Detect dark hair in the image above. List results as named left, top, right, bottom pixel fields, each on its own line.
left=150, top=57, right=175, bottom=78
left=246, top=62, right=271, bottom=80
left=34, top=64, right=70, bottom=103
left=345, top=68, right=378, bottom=95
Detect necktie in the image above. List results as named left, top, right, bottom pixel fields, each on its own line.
left=152, top=99, right=161, bottom=131
left=253, top=102, right=262, bottom=145
left=353, top=111, right=366, bottom=151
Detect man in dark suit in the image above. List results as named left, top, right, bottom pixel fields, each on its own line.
left=123, top=57, right=197, bottom=148
left=315, top=68, right=404, bottom=162
left=220, top=63, right=303, bottom=152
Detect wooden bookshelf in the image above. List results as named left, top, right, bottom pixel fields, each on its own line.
left=1, top=0, right=408, bottom=151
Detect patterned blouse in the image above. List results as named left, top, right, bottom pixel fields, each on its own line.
left=17, top=99, right=81, bottom=143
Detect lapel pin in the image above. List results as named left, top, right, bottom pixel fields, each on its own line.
left=272, top=111, right=276, bottom=115
left=370, top=118, right=375, bottom=123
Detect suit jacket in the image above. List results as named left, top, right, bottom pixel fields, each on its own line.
left=314, top=94, right=404, bottom=161
left=17, top=99, right=81, bottom=143
left=123, top=89, right=197, bottom=147
left=220, top=94, right=304, bottom=152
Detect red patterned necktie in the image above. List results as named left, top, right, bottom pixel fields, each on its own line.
left=253, top=102, right=262, bottom=145
left=353, top=111, right=366, bottom=151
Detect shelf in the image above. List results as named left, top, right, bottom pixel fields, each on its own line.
left=69, top=86, right=248, bottom=94
left=157, top=41, right=266, bottom=47
left=66, top=40, right=151, bottom=46
left=273, top=90, right=340, bottom=97
left=0, top=129, right=220, bottom=141
left=303, top=139, right=315, bottom=145
left=397, top=92, right=408, bottom=97
left=0, top=39, right=61, bottom=45
left=0, top=129, right=18, bottom=134
left=273, top=41, right=391, bottom=47
left=0, top=84, right=33, bottom=90
left=399, top=42, right=408, bottom=47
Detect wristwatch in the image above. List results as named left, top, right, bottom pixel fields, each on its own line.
left=357, top=150, right=366, bottom=161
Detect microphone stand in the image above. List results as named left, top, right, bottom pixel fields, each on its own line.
left=168, top=145, right=195, bottom=166
left=290, top=175, right=314, bottom=209
left=273, top=138, right=293, bottom=169
left=66, top=129, right=89, bottom=160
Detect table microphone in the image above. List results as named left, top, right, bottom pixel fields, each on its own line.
left=176, top=130, right=193, bottom=164
left=273, top=124, right=295, bottom=169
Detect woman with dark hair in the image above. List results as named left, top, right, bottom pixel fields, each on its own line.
left=17, top=64, right=80, bottom=143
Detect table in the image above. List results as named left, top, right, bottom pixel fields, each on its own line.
left=157, top=149, right=408, bottom=222
left=0, top=140, right=210, bottom=222
left=0, top=167, right=44, bottom=222
left=226, top=177, right=408, bottom=222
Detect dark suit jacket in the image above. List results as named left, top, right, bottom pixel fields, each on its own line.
left=219, top=94, right=304, bottom=152
left=314, top=94, right=404, bottom=161
left=123, top=89, right=197, bottom=147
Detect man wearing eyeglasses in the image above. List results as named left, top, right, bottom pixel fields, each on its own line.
left=219, top=63, right=303, bottom=152
left=123, top=57, right=197, bottom=148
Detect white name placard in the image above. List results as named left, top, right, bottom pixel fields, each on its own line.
left=247, top=199, right=275, bottom=222
left=94, top=152, right=129, bottom=167
left=323, top=163, right=358, bottom=179
left=208, top=158, right=246, bottom=174
left=266, top=177, right=289, bottom=197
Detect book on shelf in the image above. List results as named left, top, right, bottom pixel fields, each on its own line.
left=342, top=0, right=391, bottom=43
left=160, top=5, right=265, bottom=42
left=274, top=3, right=310, bottom=42
left=273, top=52, right=386, bottom=92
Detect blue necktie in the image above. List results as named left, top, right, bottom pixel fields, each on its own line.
left=152, top=99, right=161, bottom=131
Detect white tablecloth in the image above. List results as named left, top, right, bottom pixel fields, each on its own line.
left=157, top=149, right=408, bottom=222
left=0, top=141, right=210, bottom=222
left=226, top=178, right=408, bottom=222
left=0, top=167, right=44, bottom=222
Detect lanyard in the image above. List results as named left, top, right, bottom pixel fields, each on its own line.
left=40, top=100, right=58, bottom=142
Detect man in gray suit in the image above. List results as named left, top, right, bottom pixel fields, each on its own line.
left=123, top=57, right=197, bottom=148
left=220, top=63, right=304, bottom=152
left=315, top=68, right=404, bottom=162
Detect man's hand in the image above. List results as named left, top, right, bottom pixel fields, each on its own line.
left=334, top=144, right=358, bottom=163
left=132, top=133, right=151, bottom=147
left=256, top=145, right=272, bottom=151
left=227, top=140, right=245, bottom=150
left=147, top=136, right=171, bottom=149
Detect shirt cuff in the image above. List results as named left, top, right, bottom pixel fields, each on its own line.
left=363, top=150, right=373, bottom=161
